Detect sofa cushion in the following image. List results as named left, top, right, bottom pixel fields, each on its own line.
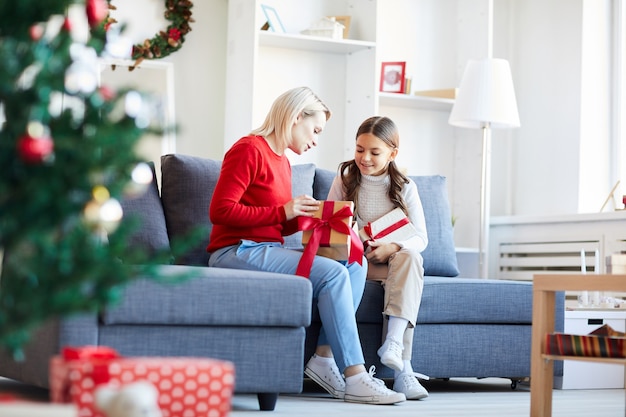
left=410, top=175, right=459, bottom=277
left=102, top=265, right=312, bottom=327
left=313, top=167, right=336, bottom=200
left=120, top=162, right=170, bottom=253
left=161, top=154, right=219, bottom=265
left=160, top=154, right=317, bottom=262
left=312, top=169, right=459, bottom=277
left=283, top=163, right=316, bottom=250
left=355, top=277, right=533, bottom=324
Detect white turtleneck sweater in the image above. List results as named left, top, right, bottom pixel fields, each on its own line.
left=327, top=173, right=428, bottom=252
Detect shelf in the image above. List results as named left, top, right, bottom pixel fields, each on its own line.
left=259, top=31, right=375, bottom=54
left=543, top=354, right=626, bottom=365
left=378, top=92, right=454, bottom=112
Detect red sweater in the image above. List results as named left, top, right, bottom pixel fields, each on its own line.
left=207, top=135, right=299, bottom=253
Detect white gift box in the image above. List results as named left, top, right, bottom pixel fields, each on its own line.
left=359, top=207, right=418, bottom=244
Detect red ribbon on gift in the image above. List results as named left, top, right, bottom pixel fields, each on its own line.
left=296, top=202, right=363, bottom=278
left=62, top=346, right=119, bottom=385
left=363, top=216, right=410, bottom=248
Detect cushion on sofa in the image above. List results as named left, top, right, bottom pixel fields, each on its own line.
left=410, top=175, right=459, bottom=277
left=356, top=277, right=533, bottom=324
left=102, top=265, right=312, bottom=327
left=160, top=154, right=317, bottom=262
left=120, top=162, right=170, bottom=253
left=161, top=154, right=219, bottom=265
left=312, top=169, right=459, bottom=277
left=283, top=163, right=316, bottom=249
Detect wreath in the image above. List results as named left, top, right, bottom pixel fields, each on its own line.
left=105, top=0, right=194, bottom=67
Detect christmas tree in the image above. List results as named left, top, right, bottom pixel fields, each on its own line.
left=0, top=0, right=174, bottom=358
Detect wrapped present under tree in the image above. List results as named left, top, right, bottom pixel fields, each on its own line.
left=49, top=346, right=235, bottom=417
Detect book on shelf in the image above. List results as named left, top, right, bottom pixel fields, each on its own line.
left=413, top=88, right=457, bottom=99
left=546, top=324, right=626, bottom=358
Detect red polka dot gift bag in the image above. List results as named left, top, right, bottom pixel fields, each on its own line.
left=49, top=346, right=235, bottom=417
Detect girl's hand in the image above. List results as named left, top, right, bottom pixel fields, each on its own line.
left=283, top=195, right=320, bottom=220
left=366, top=241, right=400, bottom=264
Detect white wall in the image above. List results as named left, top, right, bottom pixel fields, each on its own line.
left=109, top=0, right=616, bottom=249
left=105, top=0, right=228, bottom=159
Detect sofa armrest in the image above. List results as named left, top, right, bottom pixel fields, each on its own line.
left=0, top=313, right=98, bottom=388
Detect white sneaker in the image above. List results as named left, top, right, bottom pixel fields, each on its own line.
left=304, top=355, right=345, bottom=399
left=377, top=338, right=404, bottom=371
left=393, top=372, right=429, bottom=400
left=344, top=366, right=406, bottom=405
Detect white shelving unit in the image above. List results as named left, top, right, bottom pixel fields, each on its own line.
left=259, top=31, right=375, bottom=54
left=224, top=0, right=378, bottom=171
left=224, top=1, right=465, bottom=168
left=223, top=0, right=489, bottom=251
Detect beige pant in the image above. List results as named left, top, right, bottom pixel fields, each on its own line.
left=367, top=247, right=424, bottom=360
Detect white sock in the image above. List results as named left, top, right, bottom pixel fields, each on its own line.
left=312, top=353, right=334, bottom=364
left=345, top=371, right=368, bottom=385
left=394, top=360, right=414, bottom=378
left=386, top=316, right=408, bottom=343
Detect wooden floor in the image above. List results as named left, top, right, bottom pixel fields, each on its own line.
left=1, top=376, right=624, bottom=416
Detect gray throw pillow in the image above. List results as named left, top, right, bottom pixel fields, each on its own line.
left=283, top=163, right=316, bottom=249
left=120, top=162, right=170, bottom=253
left=160, top=154, right=220, bottom=266
left=411, top=175, right=459, bottom=277
left=160, top=155, right=317, bottom=262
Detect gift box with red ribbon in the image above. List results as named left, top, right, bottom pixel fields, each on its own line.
left=49, top=346, right=235, bottom=417
left=359, top=207, right=419, bottom=248
left=296, top=201, right=363, bottom=278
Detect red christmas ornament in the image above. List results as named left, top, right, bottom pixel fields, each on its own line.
left=62, top=17, right=72, bottom=32
left=17, top=133, right=54, bottom=164
left=29, top=24, right=44, bottom=41
left=86, top=0, right=108, bottom=27
left=98, top=86, right=116, bottom=101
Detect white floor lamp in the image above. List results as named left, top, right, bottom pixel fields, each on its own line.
left=448, top=58, right=520, bottom=278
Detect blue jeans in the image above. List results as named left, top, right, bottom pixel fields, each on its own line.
left=209, top=240, right=367, bottom=371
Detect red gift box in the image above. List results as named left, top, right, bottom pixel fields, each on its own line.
left=50, top=346, right=235, bottom=417
left=296, top=201, right=363, bottom=278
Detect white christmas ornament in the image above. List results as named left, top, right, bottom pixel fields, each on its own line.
left=65, top=43, right=99, bottom=94
left=95, top=381, right=162, bottom=417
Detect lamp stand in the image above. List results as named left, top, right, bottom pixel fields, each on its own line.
left=479, top=123, right=492, bottom=278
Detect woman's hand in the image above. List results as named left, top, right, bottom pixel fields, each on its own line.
left=283, top=195, right=320, bottom=220
left=366, top=241, right=400, bottom=264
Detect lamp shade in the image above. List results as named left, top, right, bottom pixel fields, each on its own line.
left=448, top=58, right=520, bottom=129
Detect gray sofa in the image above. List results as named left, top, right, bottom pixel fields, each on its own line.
left=0, top=153, right=563, bottom=411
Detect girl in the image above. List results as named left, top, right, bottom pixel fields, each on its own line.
left=327, top=116, right=429, bottom=400
left=207, top=88, right=405, bottom=405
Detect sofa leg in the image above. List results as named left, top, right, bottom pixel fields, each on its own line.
left=257, top=393, right=278, bottom=411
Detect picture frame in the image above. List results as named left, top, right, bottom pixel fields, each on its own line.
left=261, top=4, right=285, bottom=33
left=379, top=62, right=406, bottom=93
left=330, top=15, right=351, bottom=39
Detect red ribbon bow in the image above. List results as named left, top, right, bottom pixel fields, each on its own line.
left=62, top=346, right=120, bottom=385
left=363, top=216, right=410, bottom=248
left=296, top=202, right=363, bottom=278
